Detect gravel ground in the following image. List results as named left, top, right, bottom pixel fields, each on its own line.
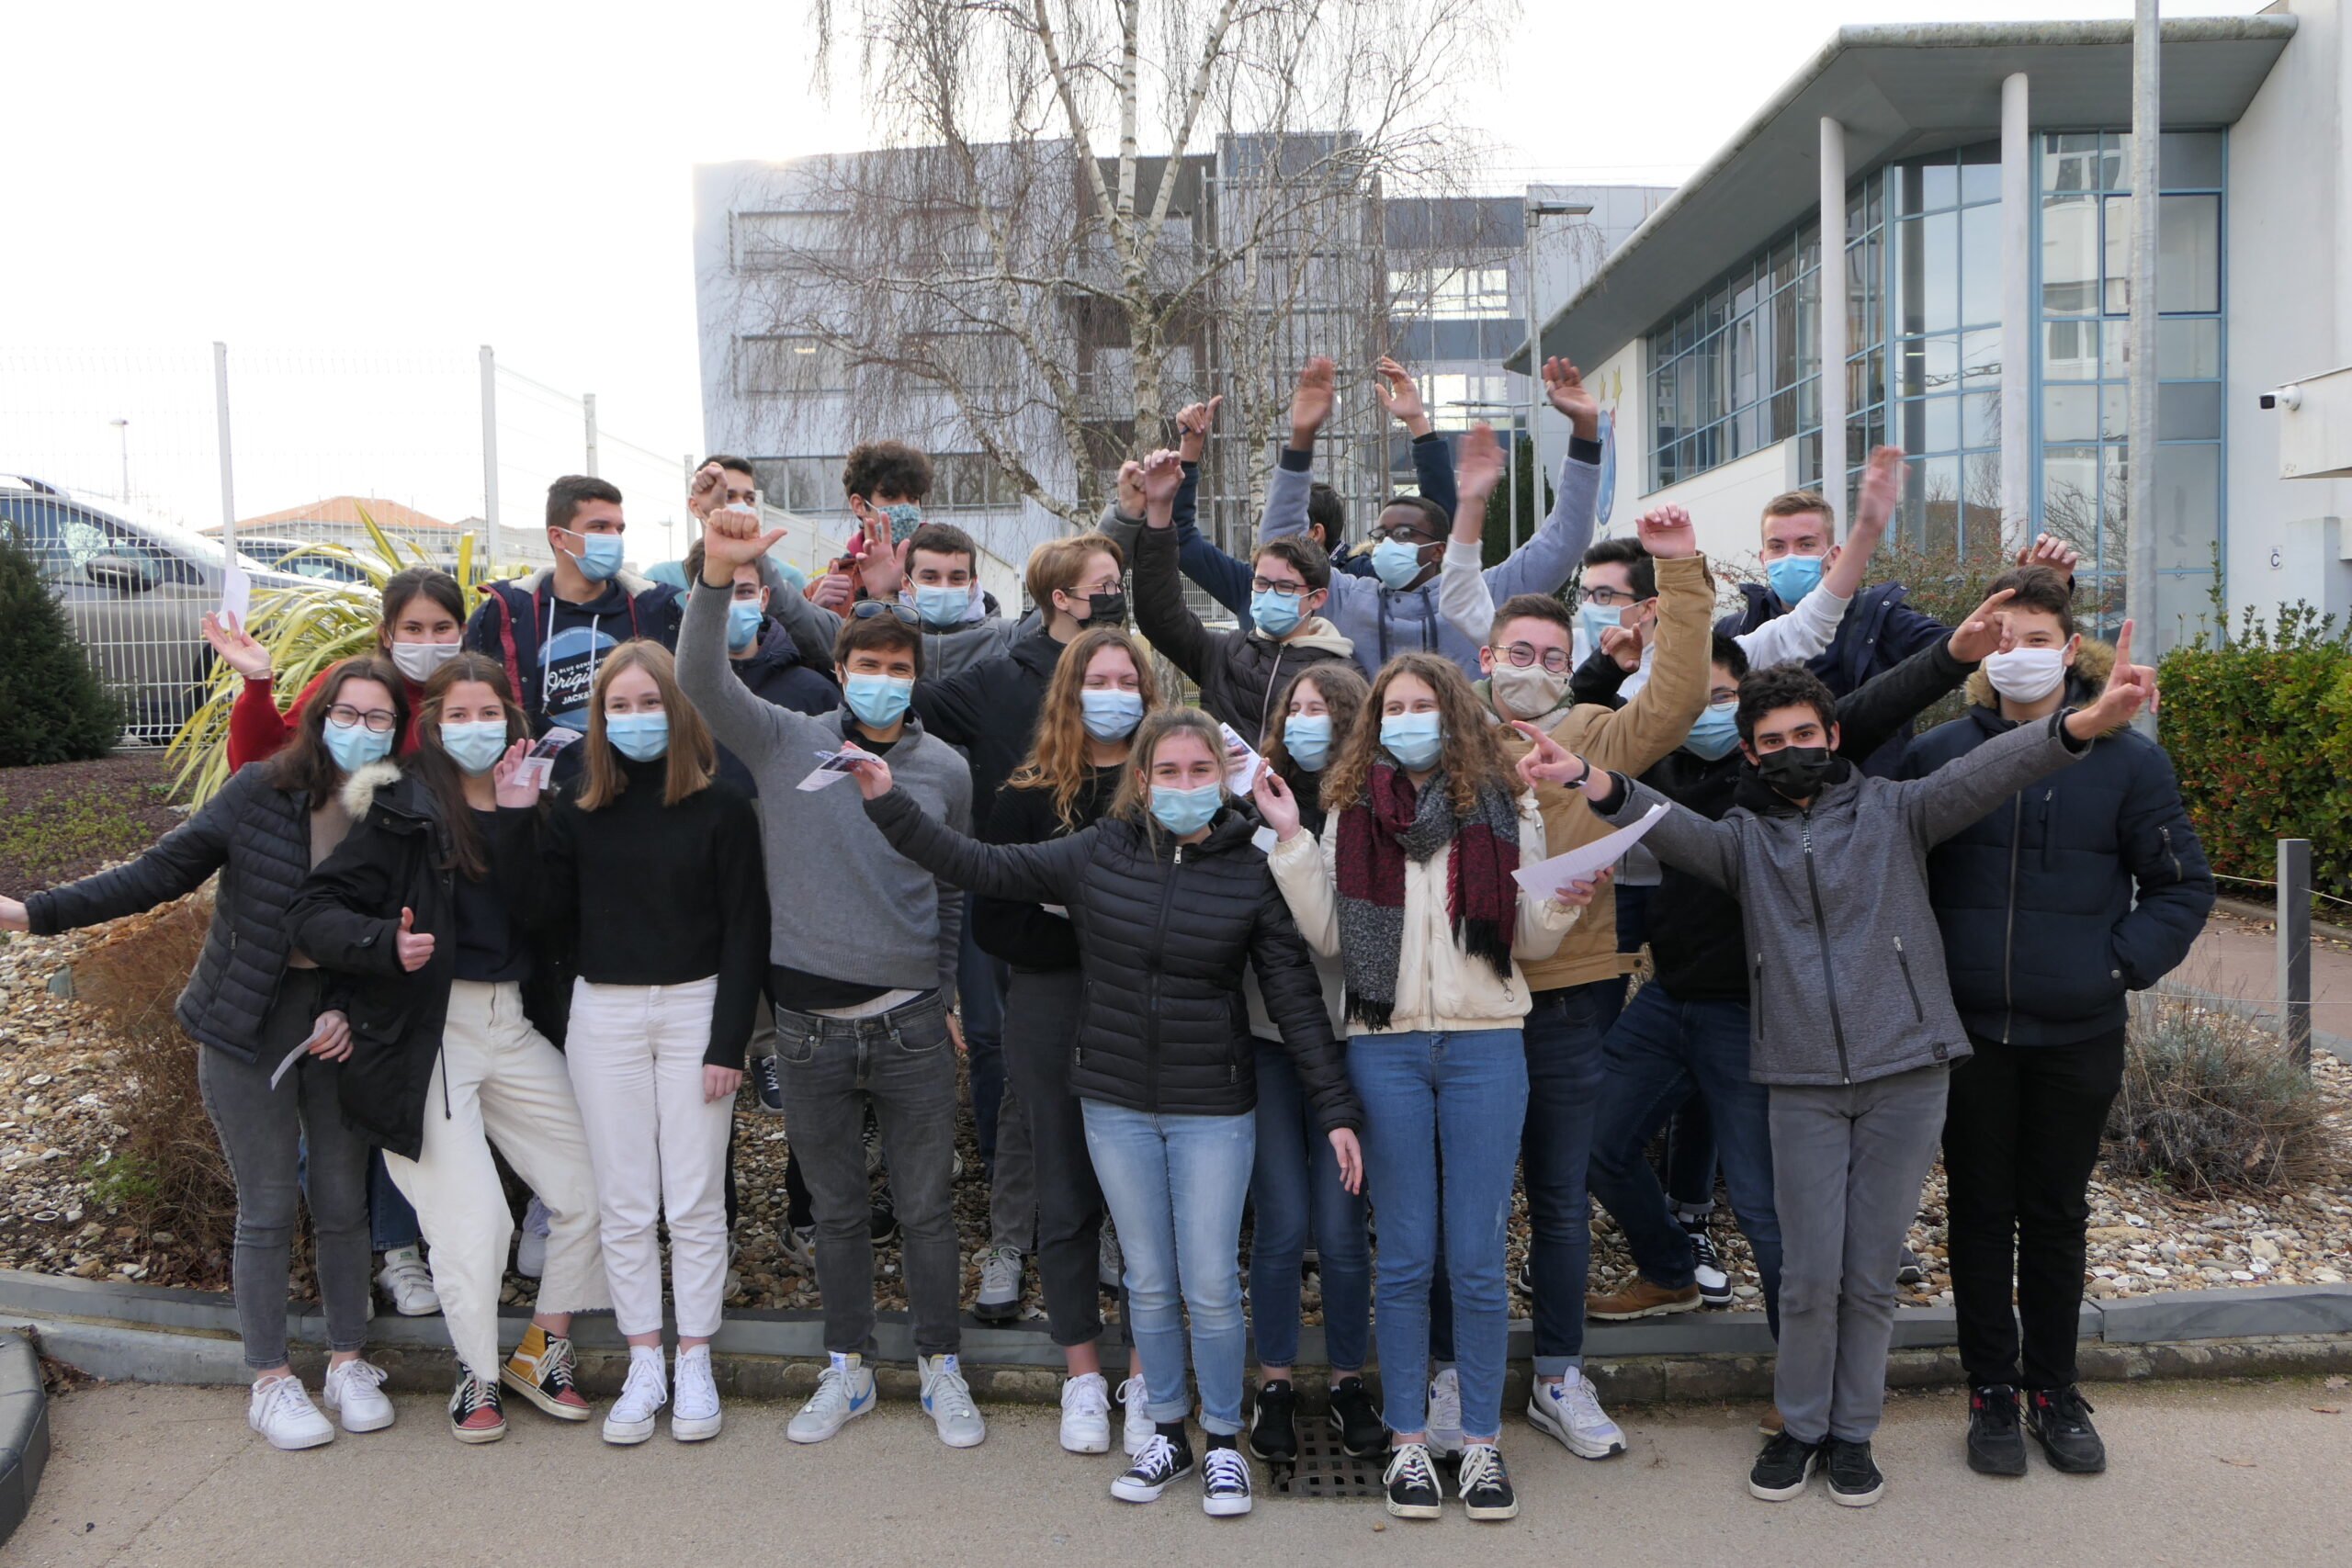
left=3, top=919, right=2349, bottom=1322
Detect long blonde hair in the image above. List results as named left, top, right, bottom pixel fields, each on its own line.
left=1106, top=707, right=1227, bottom=838
left=1319, top=651, right=1516, bottom=816
left=576, top=641, right=718, bottom=809
left=1005, top=626, right=1161, bottom=830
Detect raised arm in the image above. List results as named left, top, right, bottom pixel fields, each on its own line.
left=1482, top=357, right=1602, bottom=602
left=858, top=779, right=1088, bottom=906
left=1574, top=511, right=1710, bottom=776
left=1130, top=450, right=1219, bottom=682
left=1840, top=587, right=2016, bottom=763
left=1514, top=726, right=1746, bottom=892
left=1435, top=422, right=1504, bottom=648
left=1257, top=357, right=1333, bottom=546
left=1374, top=357, right=1458, bottom=521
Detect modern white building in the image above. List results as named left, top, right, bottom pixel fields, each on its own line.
left=1514, top=9, right=2352, bottom=653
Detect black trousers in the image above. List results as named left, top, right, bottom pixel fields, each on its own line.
left=1942, top=1028, right=2126, bottom=1391
left=1002, top=966, right=1105, bottom=1348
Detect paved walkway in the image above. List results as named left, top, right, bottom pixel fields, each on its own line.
left=6, top=1378, right=2348, bottom=1567
left=2178, top=915, right=2352, bottom=1047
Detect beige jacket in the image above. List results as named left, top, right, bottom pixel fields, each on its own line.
left=1267, top=790, right=1581, bottom=1035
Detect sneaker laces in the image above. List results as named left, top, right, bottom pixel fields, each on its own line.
left=979, top=1247, right=1021, bottom=1293
left=258, top=1375, right=316, bottom=1424
left=1690, top=1229, right=1724, bottom=1269
left=383, top=1253, right=433, bottom=1288
left=537, top=1335, right=579, bottom=1393
left=1128, top=1432, right=1179, bottom=1479
left=332, top=1359, right=388, bottom=1394
left=2036, top=1386, right=2095, bottom=1429
left=616, top=1354, right=666, bottom=1418
left=451, top=1373, right=497, bottom=1421
left=1555, top=1371, right=1611, bottom=1429
left=1064, top=1375, right=1110, bottom=1418
left=925, top=1360, right=978, bottom=1422
left=805, top=1363, right=855, bottom=1418
left=1385, top=1442, right=1439, bottom=1492
left=1204, top=1447, right=1250, bottom=1494
left=1458, top=1443, right=1507, bottom=1494
left=1972, top=1385, right=2021, bottom=1428
left=674, top=1349, right=718, bottom=1416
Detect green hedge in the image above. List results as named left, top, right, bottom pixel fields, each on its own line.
left=2157, top=600, right=2352, bottom=908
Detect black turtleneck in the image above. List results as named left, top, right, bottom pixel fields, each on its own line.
left=543, top=750, right=770, bottom=1066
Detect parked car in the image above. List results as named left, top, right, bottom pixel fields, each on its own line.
left=0, top=475, right=305, bottom=740
left=232, top=536, right=377, bottom=585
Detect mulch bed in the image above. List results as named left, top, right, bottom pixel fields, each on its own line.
left=0, top=754, right=184, bottom=892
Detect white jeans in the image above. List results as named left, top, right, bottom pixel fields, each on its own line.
left=565, top=976, right=734, bottom=1338
left=383, top=980, right=607, bottom=1382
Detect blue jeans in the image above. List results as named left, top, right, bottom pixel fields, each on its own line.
left=1249, top=1039, right=1370, bottom=1371
left=1082, top=1100, right=1255, bottom=1435
left=1664, top=1091, right=1719, bottom=1212
left=369, top=1149, right=423, bottom=1252
left=1351, top=1028, right=1528, bottom=1439
left=958, top=921, right=1010, bottom=1172
left=1588, top=982, right=1782, bottom=1333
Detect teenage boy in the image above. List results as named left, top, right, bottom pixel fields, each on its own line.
left=1521, top=551, right=2154, bottom=1507
left=682, top=504, right=984, bottom=1451
left=1903, top=566, right=2212, bottom=1479
left=1262, top=355, right=1600, bottom=676
left=1131, top=450, right=1352, bottom=739
left=465, top=476, right=683, bottom=733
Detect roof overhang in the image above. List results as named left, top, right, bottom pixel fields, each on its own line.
left=1510, top=16, right=2298, bottom=373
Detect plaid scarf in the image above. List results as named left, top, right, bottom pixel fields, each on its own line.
left=1332, top=762, right=1521, bottom=1030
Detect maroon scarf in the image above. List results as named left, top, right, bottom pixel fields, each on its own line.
left=1332, top=762, right=1521, bottom=1029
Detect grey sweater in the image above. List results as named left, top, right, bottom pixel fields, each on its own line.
left=678, top=577, right=972, bottom=998
left=1596, top=714, right=2089, bottom=1087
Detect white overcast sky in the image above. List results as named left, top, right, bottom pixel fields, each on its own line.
left=0, top=0, right=2265, bottom=536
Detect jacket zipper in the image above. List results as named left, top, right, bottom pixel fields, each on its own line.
left=1800, top=817, right=1851, bottom=1083
left=2160, top=825, right=2182, bottom=881
left=2000, top=793, right=2023, bottom=1045
left=1894, top=936, right=1926, bottom=1023
left=2038, top=788, right=2054, bottom=873
left=1143, top=843, right=1183, bottom=1111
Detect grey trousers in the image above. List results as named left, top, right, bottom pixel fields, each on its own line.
left=1768, top=1062, right=1951, bottom=1445
left=988, top=1079, right=1037, bottom=1255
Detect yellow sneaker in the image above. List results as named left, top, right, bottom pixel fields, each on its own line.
left=500, top=1324, right=592, bottom=1421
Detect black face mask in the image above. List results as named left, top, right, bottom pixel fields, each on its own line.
left=1080, top=589, right=1127, bottom=627
left=1755, top=744, right=1835, bottom=801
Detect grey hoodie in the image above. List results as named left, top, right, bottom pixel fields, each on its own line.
left=1595, top=714, right=2090, bottom=1087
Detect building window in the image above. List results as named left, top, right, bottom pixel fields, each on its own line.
left=751, top=452, right=1017, bottom=515
left=751, top=457, right=844, bottom=513
left=1645, top=226, right=1821, bottom=491
left=738, top=336, right=849, bottom=396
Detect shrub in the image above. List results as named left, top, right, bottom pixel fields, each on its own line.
left=2104, top=995, right=2338, bottom=1196
left=2156, top=598, right=2352, bottom=908
left=0, top=522, right=124, bottom=765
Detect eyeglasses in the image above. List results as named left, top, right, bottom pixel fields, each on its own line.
left=1581, top=585, right=1642, bottom=607
left=1250, top=576, right=1315, bottom=599
left=325, top=704, right=398, bottom=733
left=850, top=600, right=921, bottom=626
left=1490, top=641, right=1572, bottom=674
left=1367, top=523, right=1441, bottom=547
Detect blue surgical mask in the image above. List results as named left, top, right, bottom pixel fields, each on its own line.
left=322, top=717, right=393, bottom=774
left=1148, top=780, right=1224, bottom=837
left=1250, top=588, right=1306, bottom=637
left=843, top=672, right=915, bottom=728
left=1370, top=537, right=1426, bottom=592
left=560, top=528, right=625, bottom=582
left=1766, top=553, right=1825, bottom=605
left=1578, top=602, right=1623, bottom=649
left=1079, top=688, right=1145, bottom=741
left=1283, top=713, right=1333, bottom=773
left=605, top=712, right=669, bottom=762
left=726, top=600, right=765, bottom=650
left=910, top=582, right=968, bottom=629
left=1379, top=711, right=1443, bottom=772
left=1683, top=701, right=1742, bottom=761
left=439, top=719, right=509, bottom=776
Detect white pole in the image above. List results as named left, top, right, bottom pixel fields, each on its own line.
left=480, top=345, right=502, bottom=561
left=1818, top=118, right=1849, bottom=533
left=2127, top=0, right=2161, bottom=728
left=110, top=418, right=129, bottom=506
left=212, top=342, right=236, bottom=554
left=583, top=391, right=600, bottom=478
left=1524, top=207, right=1544, bottom=542
left=2001, top=73, right=2034, bottom=552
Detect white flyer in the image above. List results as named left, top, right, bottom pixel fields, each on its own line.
left=219, top=561, right=252, bottom=628
left=513, top=727, right=582, bottom=793
left=1510, top=803, right=1670, bottom=897
left=797, top=744, right=874, bottom=792
left=266, top=1041, right=309, bottom=1091
left=1218, top=721, right=1265, bottom=794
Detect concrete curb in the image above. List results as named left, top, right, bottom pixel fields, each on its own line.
left=7, top=1269, right=2351, bottom=1408
left=0, top=1330, right=51, bottom=1549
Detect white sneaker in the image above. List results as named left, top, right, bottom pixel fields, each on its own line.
left=604, top=1347, right=666, bottom=1445
left=1526, top=1367, right=1625, bottom=1459
left=787, top=1354, right=876, bottom=1444
left=515, top=1195, right=549, bottom=1279
left=1425, top=1368, right=1465, bottom=1458
left=248, top=1374, right=334, bottom=1450
left=1059, top=1371, right=1112, bottom=1453
left=375, top=1246, right=440, bottom=1316
left=974, top=1245, right=1023, bottom=1323
left=673, top=1345, right=723, bottom=1442
left=920, top=1353, right=987, bottom=1448
left=320, top=1358, right=394, bottom=1434
left=1119, top=1373, right=1155, bottom=1456
left=1201, top=1445, right=1253, bottom=1517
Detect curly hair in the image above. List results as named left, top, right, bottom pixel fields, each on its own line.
left=1005, top=627, right=1161, bottom=830
left=1319, top=651, right=1516, bottom=816
left=1735, top=660, right=1838, bottom=745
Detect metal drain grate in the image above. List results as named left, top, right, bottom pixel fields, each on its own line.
left=1269, top=1419, right=1388, bottom=1499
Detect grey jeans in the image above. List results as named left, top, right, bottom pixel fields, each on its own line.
left=196, top=968, right=373, bottom=1371
left=1768, top=1062, right=1951, bottom=1445
left=773, top=991, right=962, bottom=1359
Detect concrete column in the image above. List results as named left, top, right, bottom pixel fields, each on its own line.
left=1819, top=117, right=1849, bottom=532
left=2001, top=73, right=2034, bottom=552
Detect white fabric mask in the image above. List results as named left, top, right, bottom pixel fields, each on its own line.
left=390, top=640, right=461, bottom=683
left=1983, top=646, right=2068, bottom=703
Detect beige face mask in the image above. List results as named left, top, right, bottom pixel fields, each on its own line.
left=1490, top=661, right=1570, bottom=717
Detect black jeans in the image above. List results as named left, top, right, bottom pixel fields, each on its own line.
left=1942, top=1028, right=2126, bottom=1391
left=1002, top=968, right=1104, bottom=1348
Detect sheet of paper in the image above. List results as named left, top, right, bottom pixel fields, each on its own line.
left=796, top=766, right=856, bottom=792
left=266, top=1041, right=310, bottom=1090
left=219, top=561, right=252, bottom=627
left=513, top=727, right=582, bottom=794
left=1510, top=803, right=1670, bottom=897
left=1218, top=721, right=1265, bottom=794
left=1251, top=825, right=1278, bottom=854
left=797, top=744, right=874, bottom=792
left=1040, top=904, right=1070, bottom=919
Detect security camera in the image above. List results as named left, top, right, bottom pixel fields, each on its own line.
left=2260, top=385, right=2303, bottom=412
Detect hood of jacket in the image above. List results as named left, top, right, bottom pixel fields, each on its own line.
left=1962, top=637, right=2120, bottom=732
left=336, top=758, right=407, bottom=821
left=737, top=617, right=808, bottom=675
left=1248, top=615, right=1354, bottom=660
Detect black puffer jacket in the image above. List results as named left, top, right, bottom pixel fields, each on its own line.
left=975, top=765, right=1123, bottom=971
left=26, top=761, right=315, bottom=1061
left=1900, top=647, right=2214, bottom=1045
left=910, top=625, right=1065, bottom=832
left=864, top=788, right=1360, bottom=1130
left=289, top=767, right=559, bottom=1159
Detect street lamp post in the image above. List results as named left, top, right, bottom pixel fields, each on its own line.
left=108, top=418, right=129, bottom=507
left=1523, top=199, right=1593, bottom=552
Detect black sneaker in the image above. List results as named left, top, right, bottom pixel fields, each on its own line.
left=1825, top=1438, right=1884, bottom=1506
left=1686, top=1224, right=1734, bottom=1306
left=1111, top=1431, right=1194, bottom=1504
left=1383, top=1441, right=1444, bottom=1519
left=2026, top=1385, right=2107, bottom=1473
left=868, top=1197, right=899, bottom=1247
left=1747, top=1431, right=1822, bottom=1501
left=1456, top=1442, right=1519, bottom=1521
left=1328, top=1374, right=1385, bottom=1459
left=1967, top=1384, right=2028, bottom=1476
left=1895, top=1245, right=1926, bottom=1286
left=751, top=1053, right=785, bottom=1113
left=1248, top=1380, right=1298, bottom=1464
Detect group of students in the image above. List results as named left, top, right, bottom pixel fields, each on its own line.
left=0, top=351, right=2213, bottom=1522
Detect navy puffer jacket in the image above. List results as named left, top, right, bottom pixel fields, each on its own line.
left=27, top=762, right=315, bottom=1061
